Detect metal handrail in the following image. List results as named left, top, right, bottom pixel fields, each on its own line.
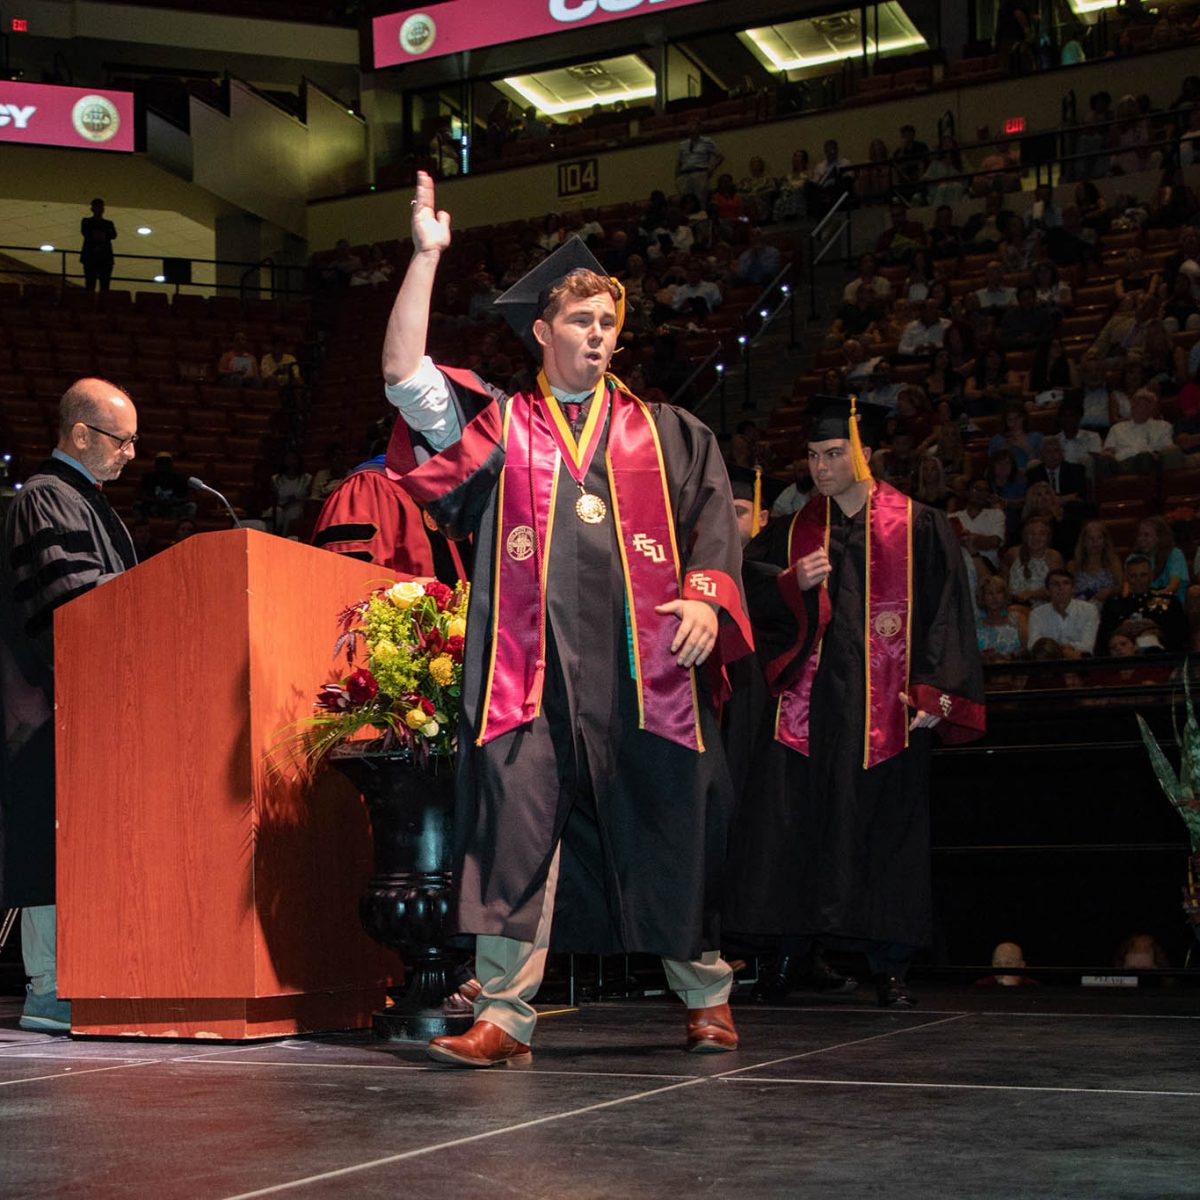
left=0, top=244, right=308, bottom=298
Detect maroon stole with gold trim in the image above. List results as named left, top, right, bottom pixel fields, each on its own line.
left=776, top=482, right=913, bottom=769
left=476, top=383, right=704, bottom=752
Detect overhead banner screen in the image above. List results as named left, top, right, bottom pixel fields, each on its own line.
left=374, top=0, right=715, bottom=68
left=0, top=81, right=135, bottom=153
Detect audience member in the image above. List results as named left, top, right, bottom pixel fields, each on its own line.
left=998, top=284, right=1055, bottom=350
left=1070, top=520, right=1124, bottom=606
left=133, top=452, right=196, bottom=520
left=1027, top=568, right=1100, bottom=655
left=737, top=156, right=779, bottom=224
left=310, top=442, right=350, bottom=501
left=857, top=138, right=892, bottom=202
left=988, top=401, right=1044, bottom=472
left=217, top=331, right=261, bottom=388
left=952, top=478, right=1006, bottom=574
left=1004, top=516, right=1064, bottom=607
left=898, top=298, right=951, bottom=358
left=1030, top=337, right=1077, bottom=396
left=929, top=205, right=966, bottom=259
left=987, top=448, right=1028, bottom=537
left=79, top=198, right=117, bottom=293
left=892, top=123, right=930, bottom=194
left=843, top=253, right=892, bottom=304
left=975, top=261, right=1018, bottom=315
left=1097, top=388, right=1184, bottom=474
left=977, top=574, right=1027, bottom=661
left=1026, top=435, right=1087, bottom=503
left=808, top=138, right=854, bottom=215
left=976, top=941, right=1038, bottom=986
left=1056, top=403, right=1104, bottom=470
left=1098, top=553, right=1189, bottom=651
left=1135, top=515, right=1189, bottom=599
left=773, top=149, right=811, bottom=221
left=874, top=202, right=927, bottom=265
left=676, top=119, right=723, bottom=206
left=264, top=449, right=312, bottom=536
left=668, top=262, right=722, bottom=316
left=733, top=228, right=782, bottom=287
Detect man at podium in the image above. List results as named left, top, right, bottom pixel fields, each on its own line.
left=0, top=378, right=138, bottom=1033
left=382, top=172, right=753, bottom=1068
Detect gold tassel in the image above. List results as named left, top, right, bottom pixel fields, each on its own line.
left=848, top=394, right=872, bottom=482
left=752, top=465, right=764, bottom=537
left=609, top=277, right=626, bottom=336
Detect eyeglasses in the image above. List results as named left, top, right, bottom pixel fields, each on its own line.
left=82, top=423, right=139, bottom=450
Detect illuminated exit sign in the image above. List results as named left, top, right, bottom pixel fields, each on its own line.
left=1004, top=117, right=1026, bottom=135
left=12, top=18, right=29, bottom=31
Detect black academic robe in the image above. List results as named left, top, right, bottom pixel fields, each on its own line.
left=390, top=373, right=751, bottom=961
left=311, top=459, right=468, bottom=584
left=724, top=492, right=984, bottom=950
left=0, top=459, right=136, bottom=906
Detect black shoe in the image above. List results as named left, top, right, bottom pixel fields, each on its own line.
left=752, top=955, right=800, bottom=1002
left=874, top=974, right=917, bottom=1009
left=803, top=956, right=859, bottom=995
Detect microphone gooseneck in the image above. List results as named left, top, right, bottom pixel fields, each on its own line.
left=188, top=476, right=243, bottom=529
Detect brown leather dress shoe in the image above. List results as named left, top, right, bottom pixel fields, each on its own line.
left=686, top=1002, right=739, bottom=1054
left=427, top=1019, right=532, bottom=1069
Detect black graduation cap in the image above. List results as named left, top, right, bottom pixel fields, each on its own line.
left=493, top=236, right=622, bottom=355
left=806, top=394, right=890, bottom=448
left=728, top=464, right=787, bottom=507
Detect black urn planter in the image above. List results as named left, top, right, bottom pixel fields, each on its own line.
left=330, top=749, right=472, bottom=1043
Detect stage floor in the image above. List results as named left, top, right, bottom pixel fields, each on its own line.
left=1, top=985, right=1196, bottom=1199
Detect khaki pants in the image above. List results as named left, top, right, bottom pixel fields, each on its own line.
left=21, top=905, right=57, bottom=997
left=473, top=845, right=733, bottom=1044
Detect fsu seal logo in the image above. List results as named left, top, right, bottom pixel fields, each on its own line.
left=506, top=525, right=535, bottom=562
left=399, top=12, right=437, bottom=55
left=422, top=509, right=438, bottom=532
left=873, top=611, right=903, bottom=638
left=72, top=95, right=120, bottom=143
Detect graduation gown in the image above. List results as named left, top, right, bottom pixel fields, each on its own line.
left=0, top=458, right=136, bottom=906
left=311, top=458, right=468, bottom=584
left=388, top=371, right=752, bottom=961
left=724, top=486, right=983, bottom=949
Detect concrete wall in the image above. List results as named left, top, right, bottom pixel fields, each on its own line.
left=189, top=81, right=368, bottom=238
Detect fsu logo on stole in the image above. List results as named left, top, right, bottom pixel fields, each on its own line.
left=506, top=525, right=535, bottom=562
left=873, top=611, right=903, bottom=638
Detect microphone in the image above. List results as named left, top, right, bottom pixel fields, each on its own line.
left=188, top=476, right=243, bottom=529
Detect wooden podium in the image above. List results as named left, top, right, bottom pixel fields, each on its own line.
left=56, top=530, right=403, bottom=1039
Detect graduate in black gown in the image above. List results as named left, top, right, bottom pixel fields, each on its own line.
left=381, top=172, right=754, bottom=1067
left=725, top=397, right=984, bottom=1007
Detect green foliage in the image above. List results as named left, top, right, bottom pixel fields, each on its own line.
left=1137, top=664, right=1200, bottom=851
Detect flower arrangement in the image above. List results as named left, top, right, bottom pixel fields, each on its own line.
left=277, top=578, right=469, bottom=776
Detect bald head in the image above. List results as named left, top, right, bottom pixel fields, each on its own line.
left=58, top=377, right=138, bottom=482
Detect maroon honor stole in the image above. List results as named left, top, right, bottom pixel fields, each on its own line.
left=776, top=482, right=913, bottom=769
left=477, top=377, right=707, bottom=752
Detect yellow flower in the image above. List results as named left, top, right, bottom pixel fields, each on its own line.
left=446, top=617, right=466, bottom=639
left=421, top=719, right=440, bottom=738
left=389, top=580, right=425, bottom=609
left=372, top=638, right=397, bottom=660
left=405, top=707, right=427, bottom=730
left=429, top=655, right=455, bottom=687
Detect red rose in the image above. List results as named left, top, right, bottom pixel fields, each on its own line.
left=425, top=581, right=453, bottom=611
left=446, top=635, right=465, bottom=662
left=419, top=696, right=435, bottom=715
left=345, top=668, right=379, bottom=705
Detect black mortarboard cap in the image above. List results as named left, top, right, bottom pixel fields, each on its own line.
left=493, top=236, right=618, bottom=355
left=806, top=394, right=890, bottom=449
left=728, top=464, right=787, bottom=507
